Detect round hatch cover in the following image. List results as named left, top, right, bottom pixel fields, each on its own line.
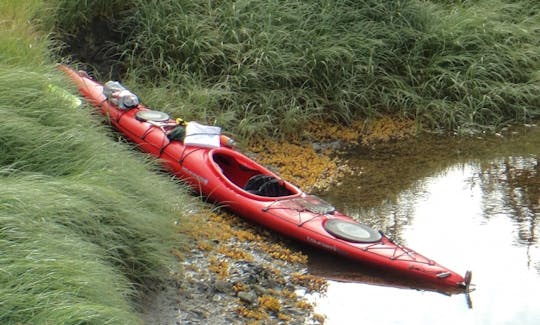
left=324, top=219, right=382, bottom=243
left=135, top=110, right=170, bottom=122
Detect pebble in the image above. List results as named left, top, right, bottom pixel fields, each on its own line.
left=237, top=290, right=258, bottom=304
left=213, top=279, right=232, bottom=293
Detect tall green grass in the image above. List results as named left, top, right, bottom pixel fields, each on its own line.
left=0, top=0, right=51, bottom=66
left=43, top=0, right=132, bottom=34
left=1, top=178, right=140, bottom=324
left=1, top=1, right=194, bottom=323
left=410, top=0, right=540, bottom=131
left=50, top=0, right=539, bottom=137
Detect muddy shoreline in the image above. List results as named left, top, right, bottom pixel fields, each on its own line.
left=140, top=211, right=327, bottom=324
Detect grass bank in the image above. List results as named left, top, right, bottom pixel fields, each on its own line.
left=1, top=1, right=193, bottom=324
left=50, top=0, right=540, bottom=139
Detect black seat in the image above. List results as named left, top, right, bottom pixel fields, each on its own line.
left=244, top=174, right=291, bottom=197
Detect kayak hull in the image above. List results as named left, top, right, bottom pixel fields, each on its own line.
left=59, top=65, right=471, bottom=290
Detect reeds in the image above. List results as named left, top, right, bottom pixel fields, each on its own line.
left=104, top=0, right=539, bottom=137
left=1, top=2, right=192, bottom=323
left=1, top=176, right=141, bottom=324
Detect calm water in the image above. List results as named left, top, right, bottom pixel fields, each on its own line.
left=309, top=125, right=539, bottom=325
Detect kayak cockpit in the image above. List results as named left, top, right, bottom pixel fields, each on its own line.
left=209, top=148, right=301, bottom=198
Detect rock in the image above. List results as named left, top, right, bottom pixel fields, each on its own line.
left=312, top=140, right=344, bottom=153
left=330, top=140, right=343, bottom=150
left=213, top=279, right=232, bottom=293
left=253, top=284, right=269, bottom=296
left=263, top=278, right=280, bottom=289
left=284, top=306, right=307, bottom=316
left=237, top=290, right=258, bottom=304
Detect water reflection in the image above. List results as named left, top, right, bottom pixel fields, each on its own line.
left=476, top=157, right=539, bottom=246
left=310, top=125, right=540, bottom=325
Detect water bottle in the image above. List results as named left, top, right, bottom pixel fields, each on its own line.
left=220, top=134, right=236, bottom=148
left=103, top=81, right=140, bottom=109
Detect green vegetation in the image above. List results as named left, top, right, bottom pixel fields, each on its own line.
left=1, top=1, right=191, bottom=324
left=51, top=0, right=540, bottom=137
left=2, top=0, right=540, bottom=323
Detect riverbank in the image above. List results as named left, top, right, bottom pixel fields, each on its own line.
left=141, top=211, right=326, bottom=324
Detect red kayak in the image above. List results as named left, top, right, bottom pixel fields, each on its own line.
left=59, top=65, right=472, bottom=291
